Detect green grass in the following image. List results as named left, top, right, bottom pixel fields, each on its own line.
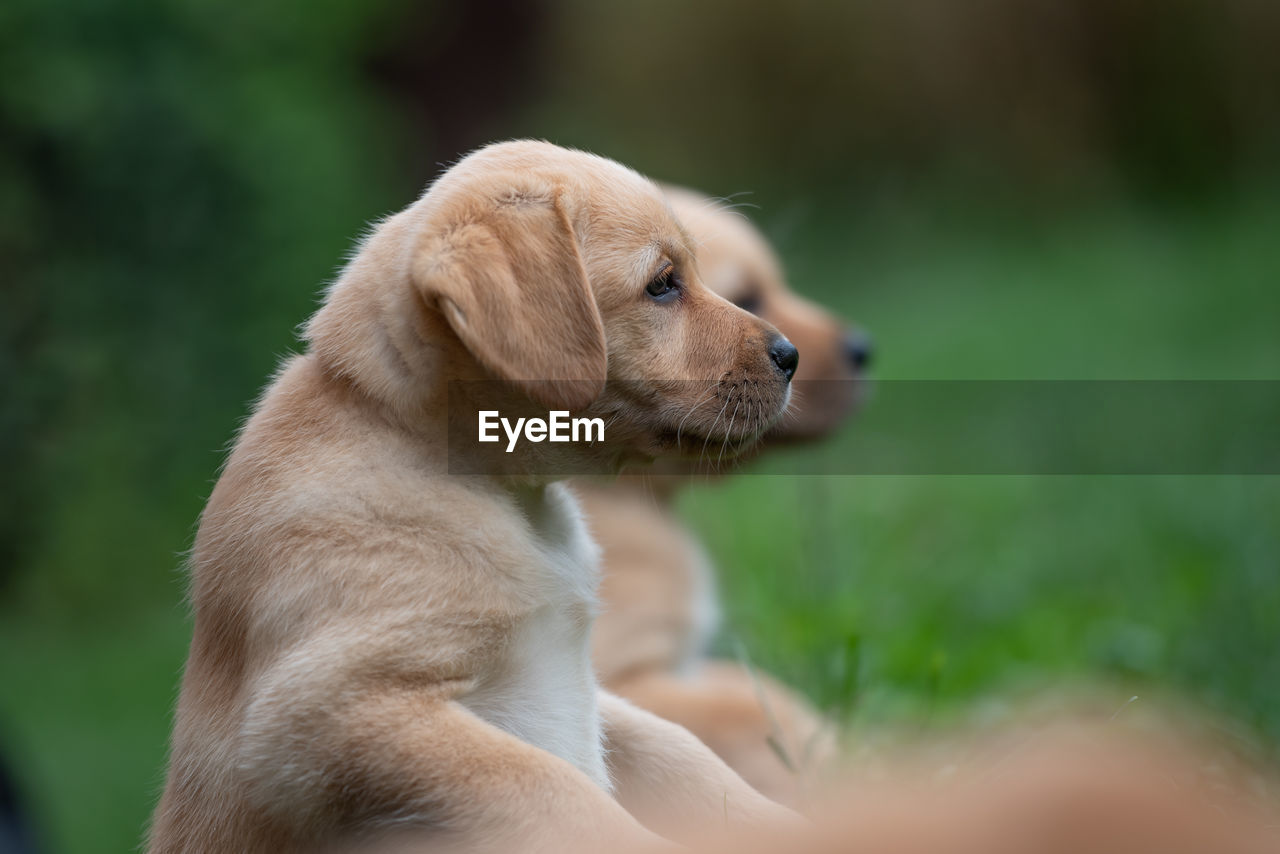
left=691, top=476, right=1280, bottom=736
left=2, top=192, right=1278, bottom=852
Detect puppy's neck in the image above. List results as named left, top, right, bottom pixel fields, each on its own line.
left=587, top=473, right=685, bottom=505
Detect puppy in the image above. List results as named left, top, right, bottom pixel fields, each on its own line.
left=580, top=186, right=871, bottom=805
left=148, top=141, right=800, bottom=853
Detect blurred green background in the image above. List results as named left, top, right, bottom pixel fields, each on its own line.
left=2, top=0, right=1278, bottom=851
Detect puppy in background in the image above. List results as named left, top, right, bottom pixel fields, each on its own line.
left=148, top=141, right=800, bottom=853
left=580, top=186, right=872, bottom=805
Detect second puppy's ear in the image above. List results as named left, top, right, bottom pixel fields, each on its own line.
left=415, top=185, right=607, bottom=411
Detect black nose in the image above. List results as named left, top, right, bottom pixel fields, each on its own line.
left=844, top=332, right=873, bottom=372
left=768, top=335, right=799, bottom=382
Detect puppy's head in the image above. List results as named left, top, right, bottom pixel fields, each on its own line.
left=663, top=186, right=871, bottom=441
left=312, top=141, right=795, bottom=469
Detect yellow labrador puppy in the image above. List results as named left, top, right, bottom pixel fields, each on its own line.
left=581, top=187, right=871, bottom=805
left=148, top=141, right=799, bottom=853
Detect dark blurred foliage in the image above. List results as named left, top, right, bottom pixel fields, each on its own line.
left=0, top=746, right=39, bottom=854
left=0, top=0, right=411, bottom=601
left=538, top=0, right=1280, bottom=200
left=367, top=0, right=553, bottom=178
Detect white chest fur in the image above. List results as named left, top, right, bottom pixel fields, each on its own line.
left=459, top=484, right=610, bottom=790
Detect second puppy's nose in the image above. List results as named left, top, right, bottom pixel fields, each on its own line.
left=769, top=335, right=799, bottom=382
left=844, top=332, right=873, bottom=372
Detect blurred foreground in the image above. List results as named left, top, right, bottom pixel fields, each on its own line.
left=359, top=712, right=1280, bottom=854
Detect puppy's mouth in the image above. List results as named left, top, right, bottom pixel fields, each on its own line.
left=654, top=425, right=767, bottom=461
left=652, top=379, right=792, bottom=461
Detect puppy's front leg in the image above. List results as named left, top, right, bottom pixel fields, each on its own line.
left=230, top=676, right=666, bottom=854
left=599, top=692, right=801, bottom=842
left=611, top=663, right=837, bottom=806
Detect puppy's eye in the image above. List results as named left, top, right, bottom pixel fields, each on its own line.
left=645, top=267, right=681, bottom=303
left=732, top=292, right=763, bottom=315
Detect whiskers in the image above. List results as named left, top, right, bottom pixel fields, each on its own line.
left=705, top=191, right=761, bottom=219
left=674, top=385, right=721, bottom=449
left=774, top=383, right=802, bottom=429
left=698, top=393, right=733, bottom=466
left=638, top=377, right=790, bottom=474
left=693, top=380, right=775, bottom=476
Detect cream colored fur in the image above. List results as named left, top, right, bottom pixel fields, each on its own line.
left=148, top=140, right=798, bottom=853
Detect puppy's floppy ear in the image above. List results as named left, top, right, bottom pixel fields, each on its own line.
left=415, top=184, right=607, bottom=411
